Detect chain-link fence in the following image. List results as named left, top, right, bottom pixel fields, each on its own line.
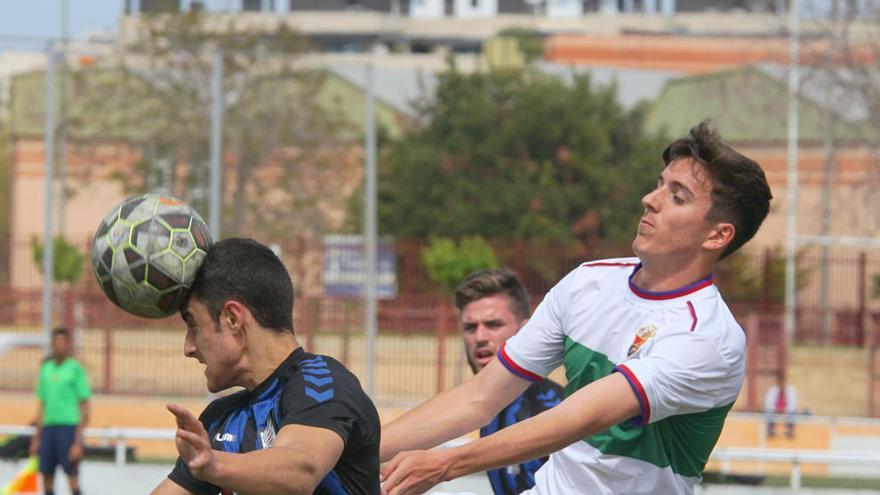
left=0, top=237, right=878, bottom=412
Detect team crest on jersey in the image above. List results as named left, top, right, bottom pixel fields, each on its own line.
left=260, top=416, right=276, bottom=448
left=627, top=325, right=657, bottom=357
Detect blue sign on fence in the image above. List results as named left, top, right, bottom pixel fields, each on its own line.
left=323, top=234, right=397, bottom=298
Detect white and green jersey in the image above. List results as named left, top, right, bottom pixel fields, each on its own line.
left=499, top=257, right=745, bottom=495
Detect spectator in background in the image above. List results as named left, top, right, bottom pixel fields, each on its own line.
left=764, top=371, right=797, bottom=438
left=30, top=327, right=91, bottom=495
left=454, top=269, right=564, bottom=495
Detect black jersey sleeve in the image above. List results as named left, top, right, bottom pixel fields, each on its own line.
left=278, top=355, right=370, bottom=445
left=530, top=378, right=565, bottom=412
left=168, top=457, right=221, bottom=495
left=166, top=398, right=233, bottom=495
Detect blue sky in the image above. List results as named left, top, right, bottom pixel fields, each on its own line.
left=0, top=0, right=123, bottom=48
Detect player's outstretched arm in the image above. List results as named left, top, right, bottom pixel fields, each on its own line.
left=165, top=403, right=344, bottom=495
left=381, top=372, right=641, bottom=495
left=380, top=358, right=531, bottom=462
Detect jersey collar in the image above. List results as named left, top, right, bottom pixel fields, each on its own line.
left=248, top=347, right=305, bottom=402
left=627, top=263, right=714, bottom=301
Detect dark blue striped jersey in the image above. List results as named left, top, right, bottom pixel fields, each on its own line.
left=168, top=348, right=380, bottom=495
left=480, top=379, right=564, bottom=495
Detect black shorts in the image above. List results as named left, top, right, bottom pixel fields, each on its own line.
left=38, top=425, right=78, bottom=476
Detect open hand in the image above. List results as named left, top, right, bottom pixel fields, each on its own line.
left=167, top=403, right=216, bottom=481
left=380, top=449, right=451, bottom=495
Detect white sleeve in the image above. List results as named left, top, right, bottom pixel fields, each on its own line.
left=786, top=386, right=798, bottom=413
left=614, top=329, right=744, bottom=425
left=499, top=268, right=578, bottom=381
left=763, top=386, right=778, bottom=413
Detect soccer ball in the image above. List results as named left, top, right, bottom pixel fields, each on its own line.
left=91, top=193, right=213, bottom=319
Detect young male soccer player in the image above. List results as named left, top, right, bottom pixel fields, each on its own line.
left=454, top=269, right=563, bottom=495
left=151, top=238, right=380, bottom=495
left=380, top=121, right=773, bottom=495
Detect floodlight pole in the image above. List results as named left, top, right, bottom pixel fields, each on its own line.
left=784, top=0, right=800, bottom=345
left=42, top=44, right=58, bottom=349
left=209, top=49, right=224, bottom=239
left=57, top=0, right=69, bottom=239
left=364, top=63, right=378, bottom=398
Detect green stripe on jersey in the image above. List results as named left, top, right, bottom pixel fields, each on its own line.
left=563, top=336, right=733, bottom=478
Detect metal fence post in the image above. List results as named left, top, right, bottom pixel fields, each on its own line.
left=869, top=313, right=877, bottom=417
left=436, top=301, right=449, bottom=394
left=42, top=43, right=57, bottom=351
left=115, top=429, right=126, bottom=466
left=859, top=252, right=867, bottom=346
left=746, top=312, right=759, bottom=411
left=791, top=456, right=801, bottom=492
left=103, top=326, right=113, bottom=393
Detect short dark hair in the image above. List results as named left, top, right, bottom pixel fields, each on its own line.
left=183, top=238, right=294, bottom=333
left=662, top=121, right=773, bottom=259
left=52, top=327, right=70, bottom=339
left=454, top=268, right=531, bottom=321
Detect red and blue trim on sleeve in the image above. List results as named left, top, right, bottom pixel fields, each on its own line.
left=498, top=344, right=543, bottom=382
left=613, top=364, right=651, bottom=427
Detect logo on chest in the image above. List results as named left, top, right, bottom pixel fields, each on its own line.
left=627, top=325, right=657, bottom=358
left=214, top=432, right=236, bottom=443
left=260, top=416, right=276, bottom=448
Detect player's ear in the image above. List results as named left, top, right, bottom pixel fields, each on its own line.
left=222, top=300, right=246, bottom=334
left=703, top=221, right=735, bottom=254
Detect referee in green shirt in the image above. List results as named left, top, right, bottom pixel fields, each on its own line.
left=29, top=327, right=91, bottom=495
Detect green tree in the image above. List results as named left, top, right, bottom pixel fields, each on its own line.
left=714, top=248, right=812, bottom=305
left=496, top=28, right=544, bottom=63
left=69, top=12, right=353, bottom=238
left=31, top=236, right=86, bottom=284
left=421, top=236, right=498, bottom=293
left=374, top=65, right=666, bottom=250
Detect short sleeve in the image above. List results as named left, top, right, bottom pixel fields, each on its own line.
left=501, top=268, right=578, bottom=380
left=168, top=457, right=220, bottom=495
left=785, top=387, right=798, bottom=413
left=280, top=357, right=362, bottom=445
left=763, top=386, right=778, bottom=413
left=614, top=330, right=743, bottom=426
left=75, top=363, right=91, bottom=401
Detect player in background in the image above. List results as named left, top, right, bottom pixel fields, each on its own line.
left=31, top=327, right=91, bottom=495
left=454, top=268, right=563, bottom=495
left=379, top=121, right=773, bottom=495
left=151, top=238, right=380, bottom=495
